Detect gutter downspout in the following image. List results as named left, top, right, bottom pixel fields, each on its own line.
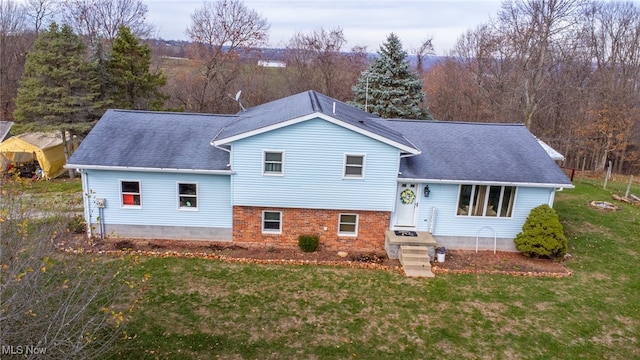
left=548, top=188, right=557, bottom=207
left=81, top=170, right=92, bottom=238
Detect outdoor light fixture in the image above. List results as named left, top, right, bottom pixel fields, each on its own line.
left=424, top=185, right=431, bottom=197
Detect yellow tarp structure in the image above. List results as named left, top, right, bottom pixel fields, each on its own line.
left=0, top=132, right=67, bottom=179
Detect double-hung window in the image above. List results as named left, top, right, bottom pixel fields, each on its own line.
left=344, top=154, right=365, bottom=178
left=121, top=181, right=141, bottom=207
left=178, top=183, right=198, bottom=209
left=262, top=211, right=282, bottom=233
left=263, top=151, right=284, bottom=175
left=338, top=214, right=358, bottom=236
left=457, top=185, right=516, bottom=217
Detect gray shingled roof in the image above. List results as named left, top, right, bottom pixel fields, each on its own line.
left=214, top=90, right=419, bottom=153
left=68, top=92, right=572, bottom=187
left=389, top=119, right=572, bottom=186
left=67, top=110, right=235, bottom=171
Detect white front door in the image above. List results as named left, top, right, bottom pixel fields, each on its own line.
left=395, top=183, right=418, bottom=227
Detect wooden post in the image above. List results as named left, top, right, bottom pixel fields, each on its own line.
left=61, top=129, right=75, bottom=179
left=625, top=175, right=633, bottom=199
left=603, top=161, right=612, bottom=189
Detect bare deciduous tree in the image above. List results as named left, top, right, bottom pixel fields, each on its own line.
left=23, top=0, right=58, bottom=33
left=0, top=179, right=145, bottom=359
left=577, top=0, right=640, bottom=171
left=413, top=37, right=435, bottom=75
left=284, top=28, right=367, bottom=101
left=496, top=0, right=582, bottom=129
left=183, top=0, right=269, bottom=113
left=426, top=0, right=639, bottom=174
left=440, top=24, right=516, bottom=122
left=423, top=58, right=487, bottom=121
left=285, top=28, right=345, bottom=94
left=59, top=0, right=153, bottom=46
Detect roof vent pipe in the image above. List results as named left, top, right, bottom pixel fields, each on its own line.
left=332, top=102, right=336, bottom=114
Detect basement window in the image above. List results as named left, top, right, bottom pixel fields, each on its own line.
left=338, top=214, right=358, bottom=236
left=262, top=211, right=282, bottom=234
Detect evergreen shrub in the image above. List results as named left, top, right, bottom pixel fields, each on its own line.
left=298, top=234, right=319, bottom=252
left=514, top=204, right=568, bottom=259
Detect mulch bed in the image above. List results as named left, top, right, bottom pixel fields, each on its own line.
left=433, top=249, right=572, bottom=277
left=59, top=237, right=572, bottom=277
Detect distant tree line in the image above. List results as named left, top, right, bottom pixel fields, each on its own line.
left=1, top=0, right=638, bottom=173
left=423, top=0, right=640, bottom=174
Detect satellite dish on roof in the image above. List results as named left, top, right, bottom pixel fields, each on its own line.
left=227, top=90, right=246, bottom=112
left=235, top=90, right=246, bottom=112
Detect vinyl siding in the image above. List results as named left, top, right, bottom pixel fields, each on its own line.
left=231, top=118, right=400, bottom=211
left=411, top=183, right=554, bottom=239
left=82, top=170, right=232, bottom=228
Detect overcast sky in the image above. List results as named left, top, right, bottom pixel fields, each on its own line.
left=145, top=0, right=503, bottom=55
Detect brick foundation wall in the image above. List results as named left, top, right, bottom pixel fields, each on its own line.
left=233, top=206, right=390, bottom=252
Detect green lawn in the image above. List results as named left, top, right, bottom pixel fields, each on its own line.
left=103, top=178, right=639, bottom=359
left=11, top=177, right=84, bottom=214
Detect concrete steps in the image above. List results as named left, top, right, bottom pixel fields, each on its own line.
left=399, top=245, right=434, bottom=278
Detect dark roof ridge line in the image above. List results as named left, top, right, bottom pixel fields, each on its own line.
left=384, top=118, right=526, bottom=126
left=109, top=108, right=240, bottom=117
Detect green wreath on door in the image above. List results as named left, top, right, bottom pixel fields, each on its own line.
left=400, top=189, right=416, bottom=204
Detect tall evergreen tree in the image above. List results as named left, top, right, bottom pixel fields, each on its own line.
left=89, top=36, right=111, bottom=108
left=352, top=33, right=431, bottom=119
left=13, top=23, right=102, bottom=134
left=105, top=26, right=167, bottom=110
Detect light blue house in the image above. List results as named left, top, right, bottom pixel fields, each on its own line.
left=67, top=90, right=573, bottom=260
